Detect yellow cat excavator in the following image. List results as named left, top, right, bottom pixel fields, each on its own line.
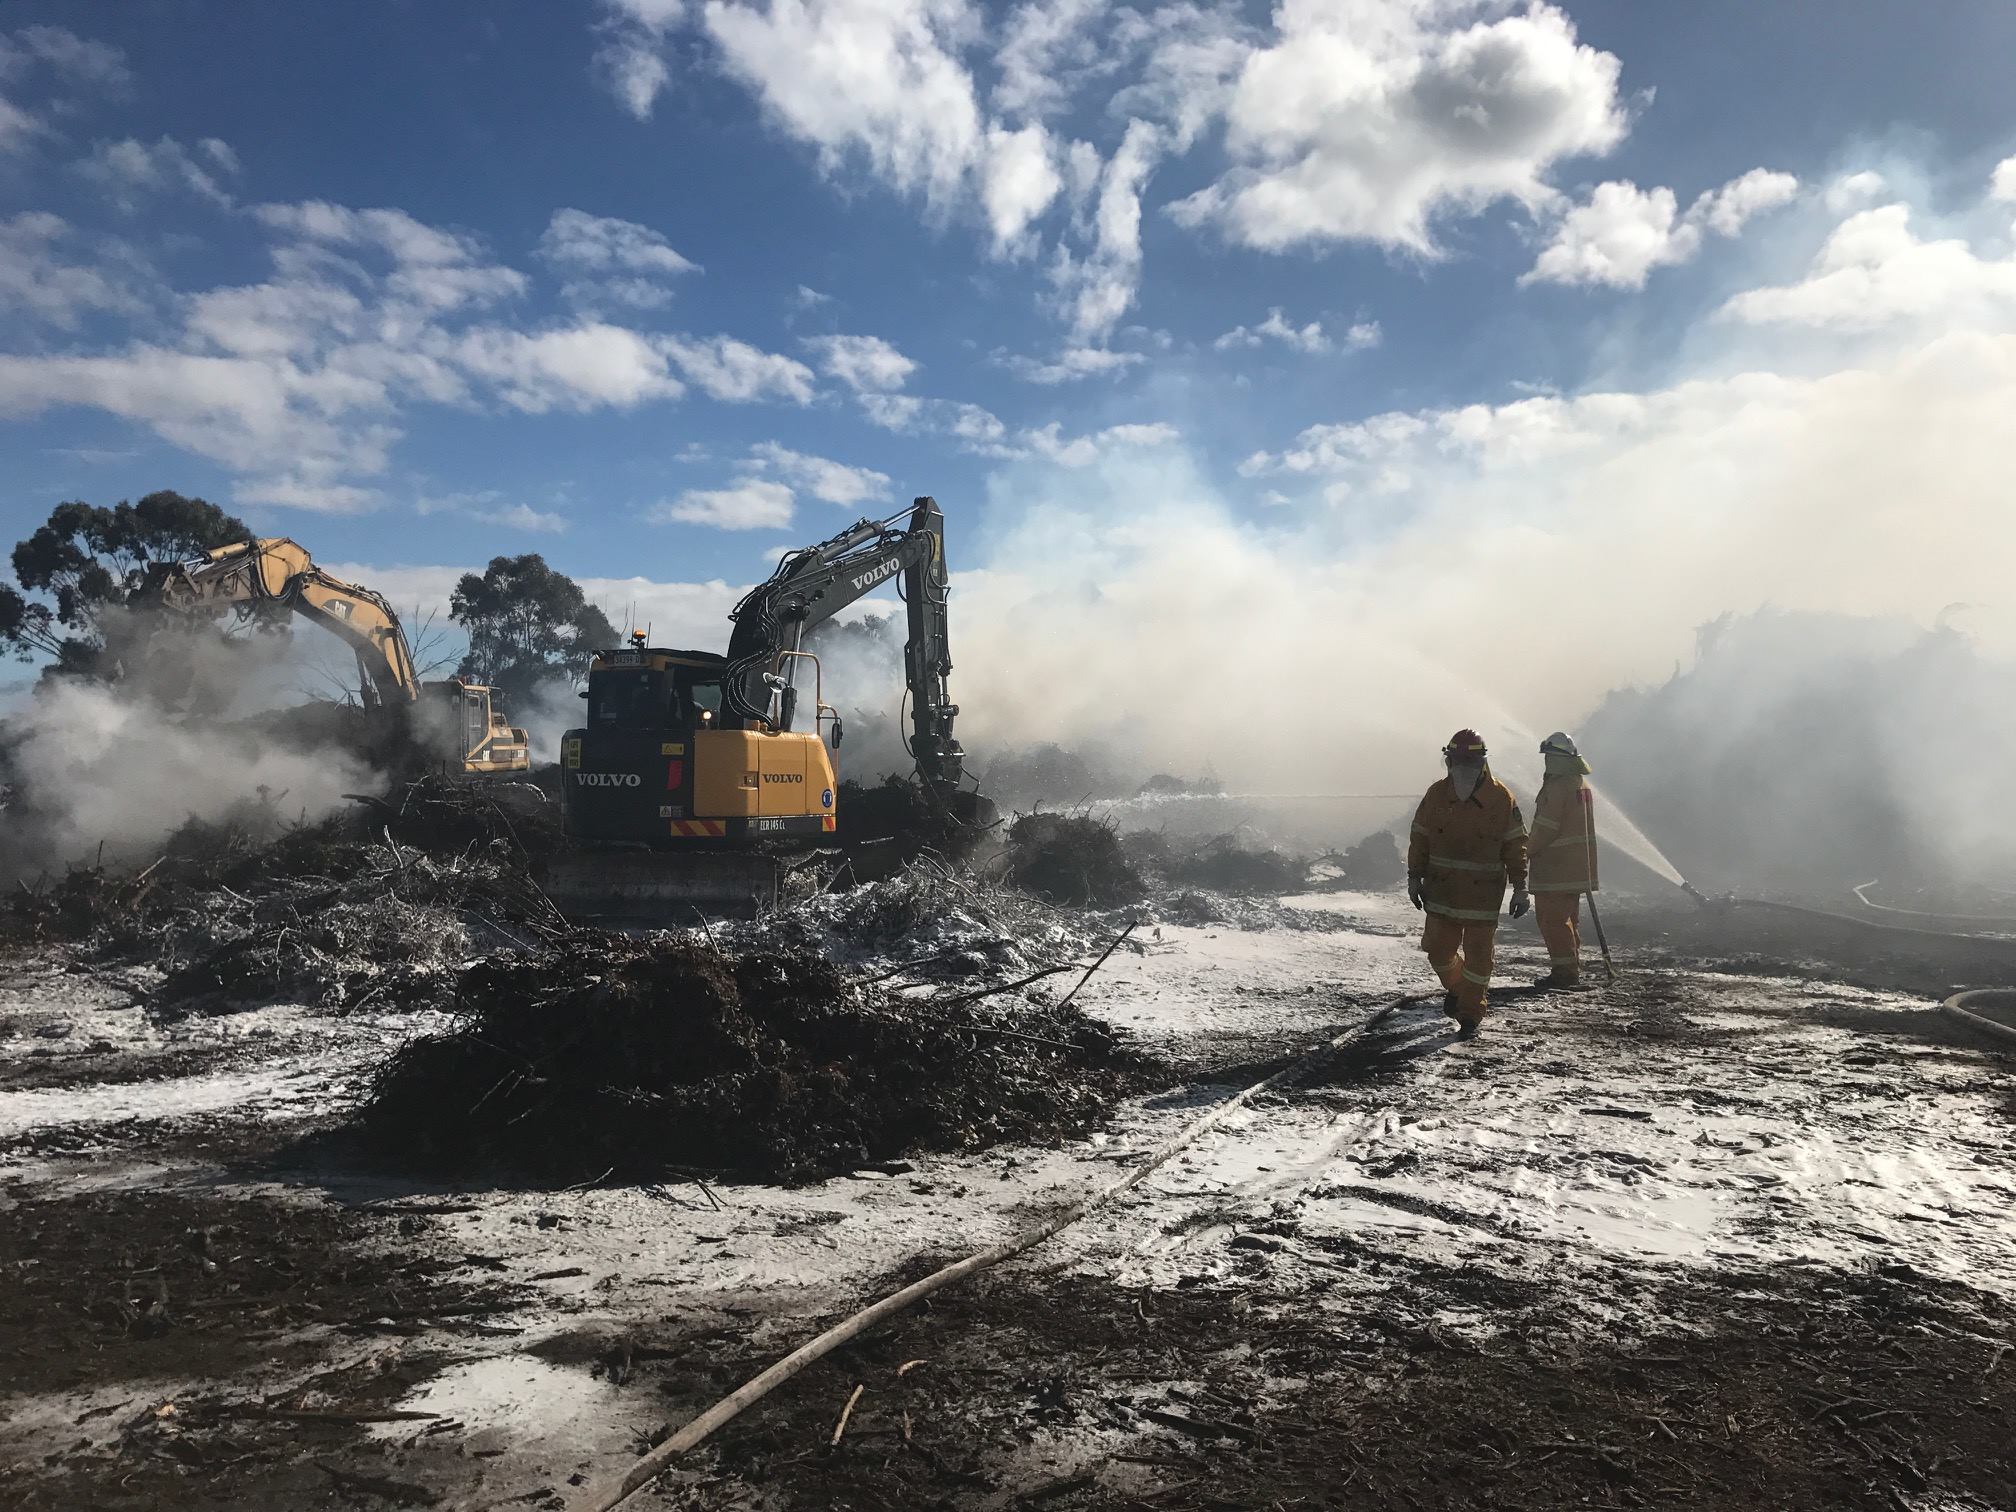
left=149, top=538, right=530, bottom=777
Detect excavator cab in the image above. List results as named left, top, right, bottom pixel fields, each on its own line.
left=418, top=679, right=530, bottom=776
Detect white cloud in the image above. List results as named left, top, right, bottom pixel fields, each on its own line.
left=658, top=334, right=816, bottom=402
left=1825, top=170, right=1888, bottom=212
left=993, top=0, right=1110, bottom=121
left=744, top=441, right=891, bottom=505
left=417, top=490, right=569, bottom=533
left=0, top=196, right=812, bottom=506
left=999, top=345, right=1143, bottom=383
left=454, top=323, right=687, bottom=411
left=1992, top=156, right=2016, bottom=205
left=577, top=573, right=745, bottom=647
left=794, top=283, right=833, bottom=309
left=803, top=332, right=917, bottom=392
left=1213, top=306, right=1335, bottom=354
left=0, top=25, right=130, bottom=87
left=1169, top=1, right=1626, bottom=254
left=982, top=122, right=1062, bottom=255
left=539, top=210, right=699, bottom=311
left=1691, top=167, right=1799, bottom=236
left=592, top=0, right=686, bottom=120
left=1720, top=204, right=2016, bottom=331
left=0, top=212, right=148, bottom=327
left=254, top=201, right=485, bottom=267
left=538, top=208, right=699, bottom=276
left=1006, top=417, right=1179, bottom=465
left=1051, top=118, right=1158, bottom=337
left=0, top=24, right=131, bottom=154
left=704, top=0, right=986, bottom=211
left=652, top=478, right=795, bottom=529
left=1524, top=168, right=1798, bottom=290
left=0, top=346, right=397, bottom=494
left=856, top=390, right=1004, bottom=445
left=1523, top=181, right=1690, bottom=290
left=77, top=136, right=239, bottom=209
left=1106, top=3, right=1254, bottom=152
left=234, top=477, right=382, bottom=513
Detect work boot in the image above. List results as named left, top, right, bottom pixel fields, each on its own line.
left=1532, top=971, right=1579, bottom=990
left=1453, top=1018, right=1483, bottom=1040
left=1441, top=991, right=1462, bottom=1020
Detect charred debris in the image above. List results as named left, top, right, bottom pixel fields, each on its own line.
left=2, top=759, right=1404, bottom=1183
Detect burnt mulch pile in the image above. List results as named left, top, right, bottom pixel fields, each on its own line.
left=353, top=934, right=1159, bottom=1184
left=1126, top=830, right=1310, bottom=895
left=1326, top=827, right=1408, bottom=890
left=673, top=1260, right=2016, bottom=1512
left=1006, top=813, right=1144, bottom=908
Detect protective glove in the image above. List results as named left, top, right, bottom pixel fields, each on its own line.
left=1406, top=873, right=1426, bottom=911
left=1508, top=889, right=1531, bottom=919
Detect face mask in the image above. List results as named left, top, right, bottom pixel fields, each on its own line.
left=1448, top=763, right=1483, bottom=800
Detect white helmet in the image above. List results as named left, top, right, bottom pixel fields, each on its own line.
left=1540, top=731, right=1579, bottom=757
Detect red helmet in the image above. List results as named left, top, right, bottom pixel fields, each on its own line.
left=1442, top=729, right=1487, bottom=758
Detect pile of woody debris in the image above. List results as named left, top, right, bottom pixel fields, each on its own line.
left=354, top=931, right=1159, bottom=1184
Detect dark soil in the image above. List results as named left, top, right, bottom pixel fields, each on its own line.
left=662, top=1260, right=2016, bottom=1512
left=0, top=1187, right=521, bottom=1400
left=0, top=1188, right=541, bottom=1512
left=353, top=934, right=1162, bottom=1184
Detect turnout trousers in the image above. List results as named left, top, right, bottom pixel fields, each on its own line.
left=1535, top=892, right=1584, bottom=983
left=1421, top=913, right=1496, bottom=1022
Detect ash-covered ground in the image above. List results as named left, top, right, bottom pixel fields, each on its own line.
left=2, top=793, right=2013, bottom=1512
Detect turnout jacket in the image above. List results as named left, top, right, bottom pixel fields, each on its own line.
left=1527, top=774, right=1598, bottom=893
left=1408, top=772, right=1529, bottom=922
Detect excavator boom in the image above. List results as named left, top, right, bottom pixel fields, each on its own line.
left=150, top=538, right=530, bottom=778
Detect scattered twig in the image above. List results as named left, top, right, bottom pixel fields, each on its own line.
left=1058, top=919, right=1138, bottom=1010
left=935, top=962, right=1080, bottom=1008
left=829, top=1383, right=866, bottom=1447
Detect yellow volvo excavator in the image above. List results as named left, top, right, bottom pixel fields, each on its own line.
left=547, top=496, right=989, bottom=918
left=150, top=538, right=530, bottom=777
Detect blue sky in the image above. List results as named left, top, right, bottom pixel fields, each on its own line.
left=3, top=1, right=2015, bottom=773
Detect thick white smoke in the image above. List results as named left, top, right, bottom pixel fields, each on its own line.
left=936, top=172, right=2016, bottom=889
left=1, top=677, right=376, bottom=879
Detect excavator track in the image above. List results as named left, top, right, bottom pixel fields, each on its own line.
left=540, top=849, right=780, bottom=925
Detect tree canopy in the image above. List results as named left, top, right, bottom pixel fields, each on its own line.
left=3, top=491, right=251, bottom=681
left=449, top=553, right=618, bottom=708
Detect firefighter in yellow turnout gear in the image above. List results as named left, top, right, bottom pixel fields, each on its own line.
left=1527, top=731, right=1598, bottom=987
left=1407, top=730, right=1529, bottom=1034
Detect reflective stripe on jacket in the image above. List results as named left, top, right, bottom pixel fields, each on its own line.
left=1407, top=773, right=1528, bottom=922
left=1528, top=775, right=1598, bottom=894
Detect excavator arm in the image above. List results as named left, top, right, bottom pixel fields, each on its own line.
left=721, top=497, right=966, bottom=793
left=153, top=538, right=419, bottom=709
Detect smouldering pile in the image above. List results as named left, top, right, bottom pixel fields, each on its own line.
left=354, top=934, right=1159, bottom=1183
left=1006, top=813, right=1145, bottom=907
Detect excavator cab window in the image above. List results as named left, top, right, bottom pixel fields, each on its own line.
left=459, top=689, right=487, bottom=759
left=676, top=674, right=723, bottom=720
left=589, top=668, right=667, bottom=728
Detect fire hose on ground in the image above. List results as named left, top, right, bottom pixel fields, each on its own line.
left=1941, top=989, right=2016, bottom=1047
left=576, top=990, right=1420, bottom=1512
